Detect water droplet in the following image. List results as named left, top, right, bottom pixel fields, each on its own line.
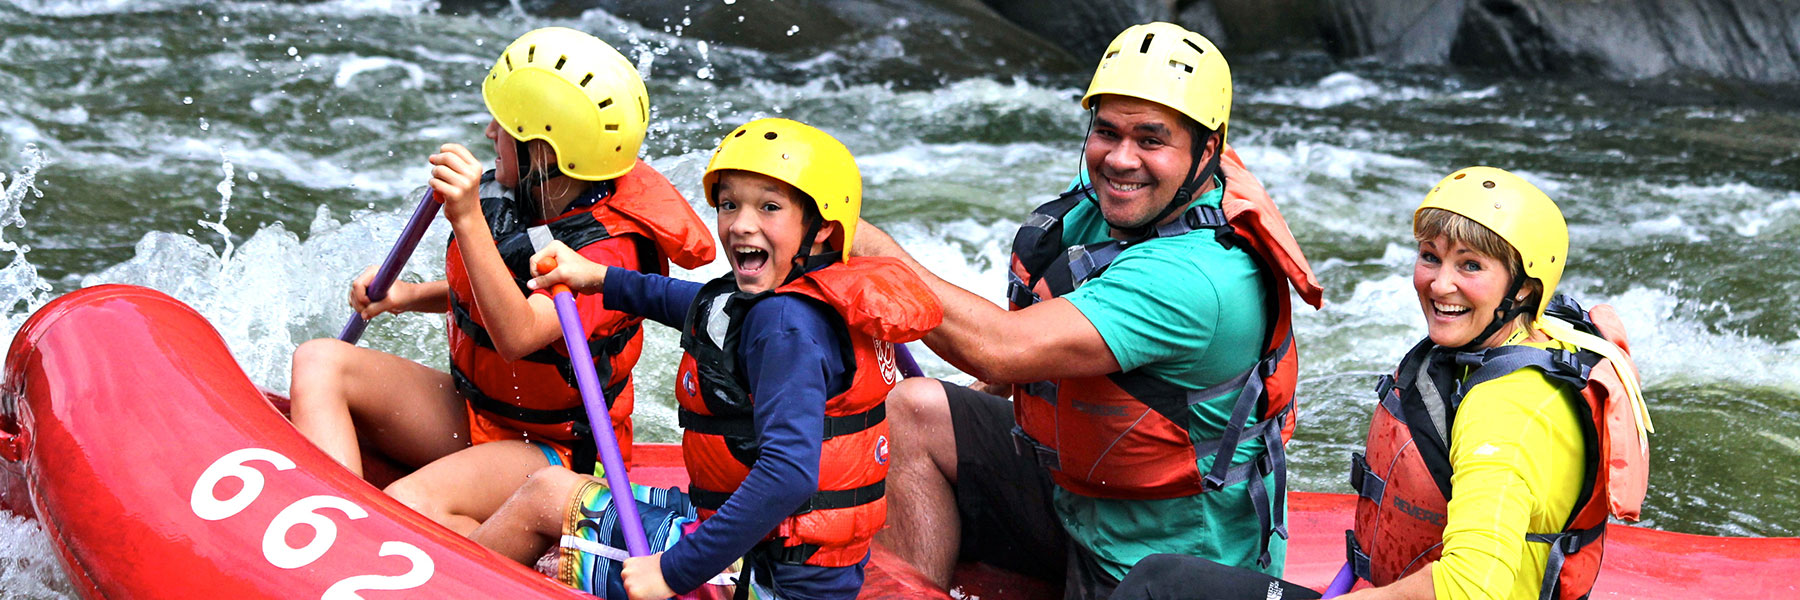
left=199, top=118, right=210, bottom=131
left=724, top=0, right=735, bottom=4
left=267, top=34, right=275, bottom=41
left=287, top=46, right=298, bottom=56
left=183, top=97, right=194, bottom=105
left=786, top=25, right=800, bottom=36
left=696, top=66, right=712, bottom=79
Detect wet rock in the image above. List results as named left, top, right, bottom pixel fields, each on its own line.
left=439, top=0, right=1087, bottom=85
left=1203, top=0, right=1325, bottom=54
left=1316, top=0, right=1466, bottom=65
left=1314, top=0, right=1800, bottom=83
left=1451, top=0, right=1800, bottom=83
left=978, top=0, right=1175, bottom=61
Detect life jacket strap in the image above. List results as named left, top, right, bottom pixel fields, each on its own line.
left=689, top=480, right=885, bottom=515
left=1007, top=270, right=1040, bottom=308
left=451, top=366, right=626, bottom=426
left=451, top=297, right=642, bottom=373
left=1349, top=452, right=1387, bottom=505
left=1346, top=530, right=1373, bottom=582
left=1527, top=523, right=1605, bottom=600
left=1010, top=424, right=1063, bottom=471
left=678, top=404, right=886, bottom=442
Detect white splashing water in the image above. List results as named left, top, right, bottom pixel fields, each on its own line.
left=0, top=146, right=52, bottom=338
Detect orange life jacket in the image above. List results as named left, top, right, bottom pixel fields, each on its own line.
left=446, top=161, right=715, bottom=471
left=673, top=257, right=941, bottom=568
left=1006, top=145, right=1323, bottom=567
left=1347, top=296, right=1650, bottom=599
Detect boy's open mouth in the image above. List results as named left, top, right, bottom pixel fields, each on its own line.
left=734, top=246, right=769, bottom=273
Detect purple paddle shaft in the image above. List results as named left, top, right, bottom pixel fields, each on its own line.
left=551, top=290, right=652, bottom=557
left=1322, top=561, right=1356, bottom=597
left=338, top=189, right=439, bottom=344
left=894, top=343, right=924, bottom=379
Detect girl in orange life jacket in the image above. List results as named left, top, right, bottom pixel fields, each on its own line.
left=468, top=118, right=940, bottom=600
left=287, top=27, right=714, bottom=535
left=1335, top=167, right=1652, bottom=600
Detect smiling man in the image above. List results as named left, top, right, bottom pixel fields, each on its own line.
left=853, top=22, right=1324, bottom=600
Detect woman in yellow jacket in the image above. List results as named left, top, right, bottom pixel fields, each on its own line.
left=1113, top=167, right=1651, bottom=600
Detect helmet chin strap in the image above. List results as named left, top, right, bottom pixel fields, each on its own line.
left=782, top=214, right=834, bottom=286
left=1454, top=276, right=1532, bottom=353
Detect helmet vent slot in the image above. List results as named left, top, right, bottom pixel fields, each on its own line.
left=555, top=55, right=567, bottom=70
left=580, top=73, right=593, bottom=86
left=1169, top=60, right=1194, bottom=73
left=1105, top=50, right=1119, bottom=59
left=528, top=45, right=536, bottom=62
left=638, top=96, right=648, bottom=122
left=605, top=124, right=620, bottom=131
left=1183, top=39, right=1204, bottom=55
left=1139, top=34, right=1155, bottom=53
left=598, top=98, right=614, bottom=110
left=504, top=54, right=513, bottom=71
left=765, top=132, right=779, bottom=140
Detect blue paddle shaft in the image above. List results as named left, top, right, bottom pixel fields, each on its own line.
left=339, top=189, right=439, bottom=344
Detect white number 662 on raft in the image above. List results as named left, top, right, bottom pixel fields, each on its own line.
left=189, top=448, right=435, bottom=598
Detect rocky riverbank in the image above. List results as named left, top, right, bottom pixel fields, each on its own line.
left=439, top=0, right=1799, bottom=85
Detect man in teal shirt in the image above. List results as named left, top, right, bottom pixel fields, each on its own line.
left=854, top=22, right=1322, bottom=599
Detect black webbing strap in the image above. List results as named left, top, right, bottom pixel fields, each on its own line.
left=1347, top=530, right=1372, bottom=581
left=689, top=480, right=885, bottom=516
left=1527, top=524, right=1605, bottom=600
left=452, top=366, right=626, bottom=425
left=680, top=405, right=887, bottom=442
left=1010, top=424, right=1063, bottom=471
left=1007, top=269, right=1041, bottom=308
left=1454, top=345, right=1591, bottom=400
left=1349, top=452, right=1387, bottom=505
left=451, top=299, right=641, bottom=368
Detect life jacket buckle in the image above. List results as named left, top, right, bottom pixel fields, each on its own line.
left=1010, top=425, right=1061, bottom=471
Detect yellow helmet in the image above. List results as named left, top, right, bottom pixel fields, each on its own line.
left=482, top=27, right=648, bottom=182
left=1081, top=22, right=1231, bottom=143
left=1415, top=166, right=1569, bottom=322
left=702, top=118, right=860, bottom=262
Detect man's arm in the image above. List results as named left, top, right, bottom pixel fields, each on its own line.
left=853, top=219, right=1119, bottom=384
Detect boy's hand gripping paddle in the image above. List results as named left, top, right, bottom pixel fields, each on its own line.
left=531, top=226, right=652, bottom=557
left=338, top=189, right=440, bottom=344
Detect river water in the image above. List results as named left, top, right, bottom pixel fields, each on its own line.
left=1, top=1, right=1796, bottom=596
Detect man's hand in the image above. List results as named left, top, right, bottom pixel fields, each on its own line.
left=527, top=241, right=608, bottom=294
left=348, top=265, right=417, bottom=319
left=428, top=143, right=484, bottom=222
left=622, top=553, right=676, bottom=600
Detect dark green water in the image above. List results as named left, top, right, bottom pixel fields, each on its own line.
left=0, top=1, right=1796, bottom=596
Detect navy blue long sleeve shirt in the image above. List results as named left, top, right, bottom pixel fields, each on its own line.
left=601, top=267, right=866, bottom=600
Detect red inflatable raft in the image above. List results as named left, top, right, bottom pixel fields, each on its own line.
left=2, top=285, right=1796, bottom=599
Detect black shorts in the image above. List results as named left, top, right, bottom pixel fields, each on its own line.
left=945, top=381, right=1069, bottom=583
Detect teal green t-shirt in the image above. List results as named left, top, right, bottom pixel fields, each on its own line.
left=1056, top=185, right=1285, bottom=579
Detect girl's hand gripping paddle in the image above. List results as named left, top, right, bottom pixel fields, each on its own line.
left=532, top=233, right=651, bottom=558
left=339, top=189, right=440, bottom=344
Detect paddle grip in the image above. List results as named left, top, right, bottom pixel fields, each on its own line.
left=339, top=189, right=440, bottom=344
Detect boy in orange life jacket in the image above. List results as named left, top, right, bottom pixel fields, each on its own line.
left=467, top=118, right=941, bottom=600
left=287, top=27, right=714, bottom=534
